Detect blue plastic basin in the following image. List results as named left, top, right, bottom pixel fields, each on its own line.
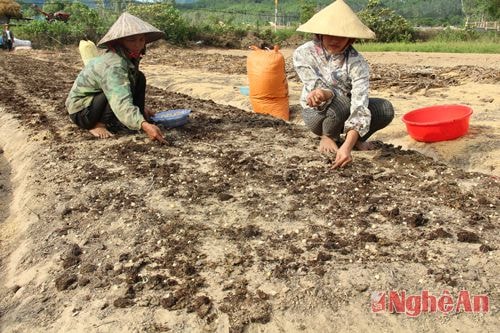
left=151, top=109, right=192, bottom=128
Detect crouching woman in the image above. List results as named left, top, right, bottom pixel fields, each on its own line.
left=66, top=12, right=166, bottom=143
left=293, top=0, right=394, bottom=168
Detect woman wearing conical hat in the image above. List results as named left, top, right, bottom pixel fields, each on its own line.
left=66, top=13, right=166, bottom=142
left=293, top=0, right=394, bottom=168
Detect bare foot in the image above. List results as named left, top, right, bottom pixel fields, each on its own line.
left=89, top=123, right=114, bottom=139
left=354, top=140, right=381, bottom=151
left=318, top=135, right=338, bottom=153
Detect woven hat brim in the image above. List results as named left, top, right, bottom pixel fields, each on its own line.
left=297, top=22, right=376, bottom=39
left=296, top=0, right=376, bottom=39
left=144, top=31, right=165, bottom=44
left=97, top=12, right=165, bottom=47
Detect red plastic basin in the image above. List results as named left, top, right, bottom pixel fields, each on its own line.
left=402, top=104, right=473, bottom=142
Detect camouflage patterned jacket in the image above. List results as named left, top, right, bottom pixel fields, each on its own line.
left=293, top=41, right=371, bottom=137
left=65, top=50, right=144, bottom=130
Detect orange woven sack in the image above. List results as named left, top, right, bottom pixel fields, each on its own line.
left=247, top=45, right=289, bottom=120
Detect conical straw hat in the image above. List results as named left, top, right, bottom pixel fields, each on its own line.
left=98, top=12, right=165, bottom=47
left=297, top=0, right=375, bottom=39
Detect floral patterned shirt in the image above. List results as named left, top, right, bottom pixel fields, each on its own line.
left=293, top=41, right=372, bottom=137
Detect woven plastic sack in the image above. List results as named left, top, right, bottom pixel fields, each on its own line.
left=79, top=40, right=100, bottom=66
left=247, top=45, right=289, bottom=121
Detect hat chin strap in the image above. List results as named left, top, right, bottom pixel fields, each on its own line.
left=126, top=49, right=142, bottom=59
left=107, top=41, right=143, bottom=60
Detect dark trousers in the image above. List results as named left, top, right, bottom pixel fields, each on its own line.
left=70, top=71, right=146, bottom=130
left=302, top=94, right=394, bottom=141
left=4, top=40, right=13, bottom=51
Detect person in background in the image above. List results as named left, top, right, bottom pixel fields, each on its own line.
left=66, top=12, right=166, bottom=143
left=293, top=0, right=394, bottom=169
left=2, top=24, right=14, bottom=51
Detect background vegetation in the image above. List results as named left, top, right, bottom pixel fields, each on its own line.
left=180, top=0, right=499, bottom=25
left=0, top=0, right=498, bottom=53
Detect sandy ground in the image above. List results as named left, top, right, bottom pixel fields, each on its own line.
left=0, top=45, right=498, bottom=333
left=146, top=46, right=500, bottom=177
left=206, top=48, right=500, bottom=69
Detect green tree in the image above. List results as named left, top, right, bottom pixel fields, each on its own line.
left=127, top=2, right=191, bottom=43
left=0, top=0, right=22, bottom=22
left=21, top=2, right=37, bottom=19
left=109, top=0, right=128, bottom=14
left=483, top=0, right=499, bottom=19
left=359, top=0, right=414, bottom=42
left=299, top=0, right=315, bottom=24
left=462, top=0, right=500, bottom=20
left=65, top=1, right=111, bottom=41
left=43, top=0, right=70, bottom=13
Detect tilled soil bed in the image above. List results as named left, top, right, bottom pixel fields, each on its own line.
left=0, top=48, right=498, bottom=333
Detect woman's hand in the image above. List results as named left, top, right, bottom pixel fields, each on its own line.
left=332, top=146, right=353, bottom=169
left=332, top=130, right=359, bottom=169
left=306, top=89, right=333, bottom=107
left=141, top=121, right=167, bottom=144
